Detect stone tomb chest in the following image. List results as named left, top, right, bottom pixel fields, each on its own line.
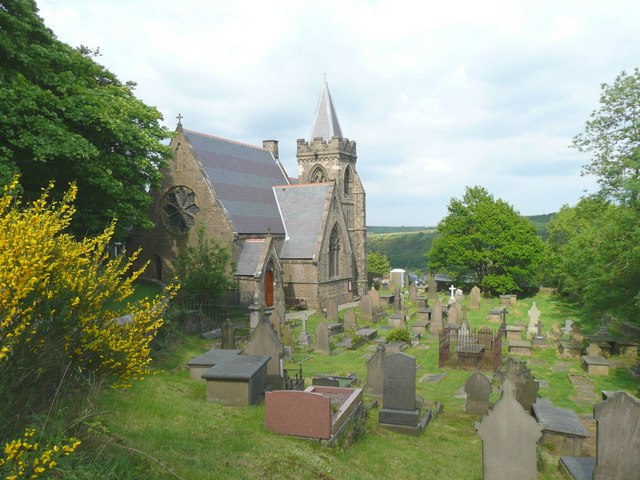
left=532, top=398, right=588, bottom=456
left=509, top=339, right=532, bottom=357
left=559, top=341, right=582, bottom=358
left=581, top=356, right=610, bottom=376
left=265, top=386, right=364, bottom=446
left=201, top=354, right=270, bottom=406
left=186, top=348, right=242, bottom=381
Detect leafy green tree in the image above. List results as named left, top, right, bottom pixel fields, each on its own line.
left=174, top=227, right=232, bottom=301
left=428, top=186, right=544, bottom=295
left=367, top=251, right=390, bottom=276
left=546, top=198, right=640, bottom=322
left=572, top=68, right=640, bottom=208
left=0, top=0, right=171, bottom=239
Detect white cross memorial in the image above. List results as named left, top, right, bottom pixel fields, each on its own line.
left=449, top=284, right=456, bottom=300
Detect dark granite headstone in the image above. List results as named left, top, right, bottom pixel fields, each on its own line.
left=464, top=371, right=491, bottom=415
left=494, top=357, right=539, bottom=412
left=379, top=352, right=422, bottom=428
left=365, top=343, right=385, bottom=396
left=221, top=319, right=235, bottom=349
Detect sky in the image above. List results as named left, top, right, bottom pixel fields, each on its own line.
left=36, top=0, right=640, bottom=227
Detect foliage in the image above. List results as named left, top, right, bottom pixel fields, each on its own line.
left=367, top=225, right=434, bottom=234
left=572, top=68, right=640, bottom=208
left=546, top=197, right=640, bottom=322
left=368, top=230, right=435, bottom=271
left=428, top=186, right=544, bottom=295
left=0, top=179, right=176, bottom=437
left=367, top=251, right=390, bottom=276
left=0, top=427, right=81, bottom=480
left=174, top=226, right=232, bottom=301
left=0, top=0, right=171, bottom=240
left=386, top=327, right=411, bottom=343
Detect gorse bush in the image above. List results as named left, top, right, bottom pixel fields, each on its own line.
left=0, top=178, right=175, bottom=471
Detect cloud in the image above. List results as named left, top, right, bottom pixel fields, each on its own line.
left=36, top=0, right=640, bottom=226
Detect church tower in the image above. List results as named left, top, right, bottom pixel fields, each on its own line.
left=296, top=80, right=368, bottom=298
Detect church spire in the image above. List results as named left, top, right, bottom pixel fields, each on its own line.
left=308, top=79, right=343, bottom=142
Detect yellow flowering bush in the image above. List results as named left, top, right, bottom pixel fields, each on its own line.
left=0, top=178, right=176, bottom=429
left=0, top=428, right=80, bottom=479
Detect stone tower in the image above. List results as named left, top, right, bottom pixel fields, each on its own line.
left=296, top=80, right=367, bottom=297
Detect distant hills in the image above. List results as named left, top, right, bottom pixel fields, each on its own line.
left=367, top=213, right=555, bottom=273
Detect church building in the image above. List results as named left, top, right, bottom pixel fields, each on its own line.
left=131, top=81, right=367, bottom=310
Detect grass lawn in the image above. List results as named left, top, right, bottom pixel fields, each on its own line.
left=95, top=291, right=638, bottom=479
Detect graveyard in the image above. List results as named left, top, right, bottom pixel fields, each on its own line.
left=95, top=288, right=639, bottom=479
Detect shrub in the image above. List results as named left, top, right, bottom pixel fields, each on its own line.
left=386, top=328, right=411, bottom=343
left=0, top=178, right=176, bottom=436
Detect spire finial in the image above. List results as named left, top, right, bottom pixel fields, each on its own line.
left=176, top=113, right=183, bottom=127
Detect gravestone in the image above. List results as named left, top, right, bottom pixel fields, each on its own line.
left=455, top=288, right=463, bottom=300
left=593, top=391, right=640, bottom=479
left=586, top=343, right=602, bottom=357
left=469, top=285, right=481, bottom=310
left=298, top=314, right=311, bottom=346
left=464, top=371, right=491, bottom=415
left=527, top=302, right=540, bottom=336
left=430, top=297, right=443, bottom=334
left=427, top=274, right=438, bottom=300
left=358, top=294, right=373, bottom=323
left=369, top=286, right=381, bottom=312
left=314, top=323, right=331, bottom=355
left=248, top=291, right=263, bottom=332
left=365, top=343, right=385, bottom=396
left=281, top=324, right=295, bottom=351
left=533, top=319, right=546, bottom=347
left=477, top=379, right=542, bottom=480
left=343, top=309, right=357, bottom=331
left=222, top=319, right=236, bottom=349
left=562, top=319, right=574, bottom=335
left=326, top=298, right=339, bottom=322
left=244, top=318, right=284, bottom=387
left=270, top=304, right=285, bottom=334
left=378, top=352, right=431, bottom=433
left=387, top=311, right=405, bottom=329
left=493, top=357, right=539, bottom=412
left=394, top=288, right=402, bottom=312
left=449, top=284, right=456, bottom=300
left=408, top=282, right=418, bottom=301
left=447, top=301, right=461, bottom=324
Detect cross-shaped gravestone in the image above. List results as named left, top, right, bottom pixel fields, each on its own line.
left=449, top=284, right=456, bottom=300
left=536, top=320, right=544, bottom=337
left=302, top=314, right=307, bottom=332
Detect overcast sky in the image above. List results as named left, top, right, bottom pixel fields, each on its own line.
left=37, top=0, right=640, bottom=226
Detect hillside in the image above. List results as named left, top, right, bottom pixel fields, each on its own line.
left=367, top=214, right=554, bottom=272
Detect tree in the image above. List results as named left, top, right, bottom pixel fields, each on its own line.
left=174, top=227, right=232, bottom=301
left=572, top=68, right=640, bottom=208
left=0, top=0, right=171, bottom=240
left=546, top=197, right=640, bottom=322
left=428, top=186, right=544, bottom=295
left=367, top=251, right=390, bottom=276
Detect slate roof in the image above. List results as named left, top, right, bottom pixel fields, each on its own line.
left=274, top=183, right=333, bottom=259
left=183, top=129, right=287, bottom=234
left=309, top=81, right=343, bottom=141
left=235, top=239, right=267, bottom=276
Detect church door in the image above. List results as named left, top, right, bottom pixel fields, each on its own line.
left=264, top=269, right=274, bottom=307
